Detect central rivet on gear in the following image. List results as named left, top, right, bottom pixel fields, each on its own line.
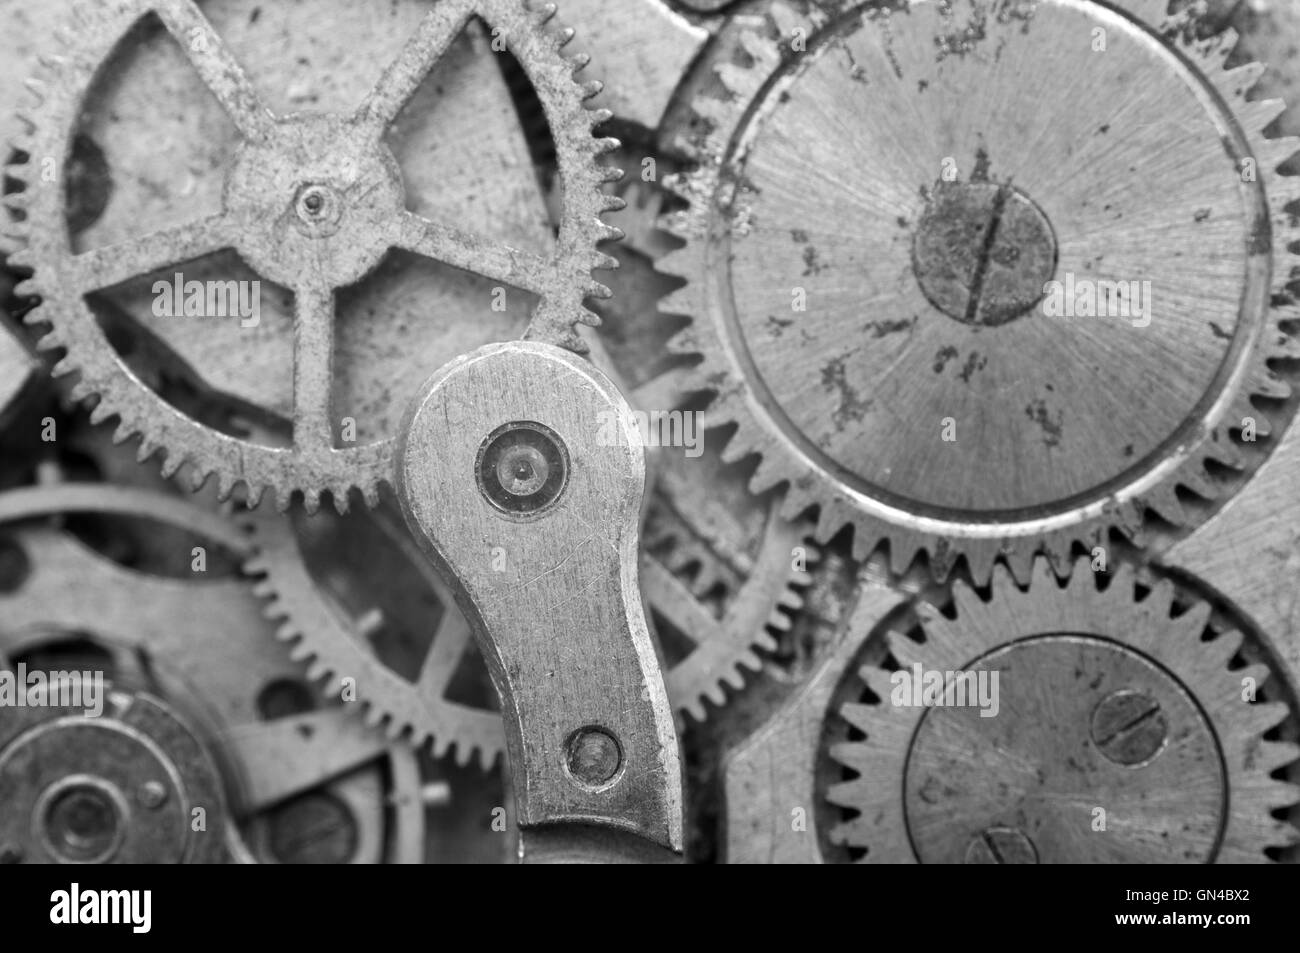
left=912, top=182, right=1058, bottom=327
left=40, top=781, right=125, bottom=863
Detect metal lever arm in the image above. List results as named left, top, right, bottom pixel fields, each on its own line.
left=396, top=341, right=683, bottom=861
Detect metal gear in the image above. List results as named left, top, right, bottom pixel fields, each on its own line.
left=0, top=484, right=425, bottom=863
left=660, top=0, right=1300, bottom=582
left=244, top=453, right=811, bottom=766
left=825, top=557, right=1300, bottom=863
left=8, top=0, right=622, bottom=512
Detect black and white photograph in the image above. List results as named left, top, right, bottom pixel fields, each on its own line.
left=0, top=0, right=1297, bottom=904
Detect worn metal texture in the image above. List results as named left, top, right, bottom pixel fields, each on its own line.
left=9, top=0, right=622, bottom=512
left=661, top=0, right=1300, bottom=582
left=0, top=484, right=425, bottom=863
left=0, top=0, right=1298, bottom=868
left=397, top=340, right=682, bottom=857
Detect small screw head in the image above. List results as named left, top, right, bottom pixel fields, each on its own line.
left=137, top=780, right=168, bottom=810
left=1091, top=689, right=1168, bottom=765
left=565, top=727, right=622, bottom=788
left=964, top=827, right=1038, bottom=864
left=476, top=421, right=569, bottom=516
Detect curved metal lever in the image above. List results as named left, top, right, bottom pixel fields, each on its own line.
left=396, top=340, right=683, bottom=861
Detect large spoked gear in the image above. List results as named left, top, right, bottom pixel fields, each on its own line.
left=8, top=0, right=621, bottom=512
left=0, top=484, right=425, bottom=863
left=661, top=0, right=1300, bottom=582
left=825, top=558, right=1300, bottom=863
left=244, top=462, right=811, bottom=767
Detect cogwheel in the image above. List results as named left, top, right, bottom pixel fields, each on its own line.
left=660, top=0, right=1300, bottom=582
left=825, top=557, right=1300, bottom=863
left=7, top=0, right=622, bottom=513
left=244, top=467, right=812, bottom=764
left=643, top=487, right=814, bottom=722
left=0, top=484, right=424, bottom=863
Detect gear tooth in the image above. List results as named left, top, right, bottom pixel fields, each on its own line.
left=658, top=283, right=695, bottom=317
left=1200, top=625, right=1242, bottom=670
left=361, top=483, right=381, bottom=509
left=1002, top=545, right=1036, bottom=585
left=1202, top=433, right=1244, bottom=470
left=556, top=25, right=575, bottom=46
left=599, top=165, right=624, bottom=184
left=215, top=472, right=238, bottom=502
left=453, top=741, right=475, bottom=768
left=302, top=488, right=321, bottom=514
left=430, top=732, right=451, bottom=760
left=1106, top=559, right=1137, bottom=598
left=134, top=435, right=162, bottom=463
left=581, top=81, right=605, bottom=102
left=188, top=466, right=211, bottom=494
left=601, top=194, right=627, bottom=214
left=86, top=399, right=117, bottom=427
left=1241, top=99, right=1288, bottom=136
left=568, top=51, right=591, bottom=73
left=284, top=630, right=311, bottom=656
left=1257, top=740, right=1300, bottom=775
left=361, top=703, right=385, bottom=729
left=1014, top=557, right=1048, bottom=595
left=1218, top=62, right=1267, bottom=99
left=962, top=540, right=997, bottom=586
left=1259, top=136, right=1300, bottom=172
left=1251, top=373, right=1291, bottom=400
left=592, top=135, right=619, bottom=155
left=2, top=191, right=29, bottom=212
left=244, top=482, right=267, bottom=510
left=158, top=451, right=186, bottom=479
left=677, top=696, right=701, bottom=723
left=270, top=483, right=294, bottom=512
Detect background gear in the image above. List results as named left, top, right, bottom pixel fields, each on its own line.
left=826, top=558, right=1300, bottom=863
left=661, top=0, right=1300, bottom=582
left=9, top=0, right=621, bottom=511
left=0, top=484, right=425, bottom=863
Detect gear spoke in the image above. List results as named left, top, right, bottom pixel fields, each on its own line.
left=154, top=0, right=275, bottom=140
left=390, top=210, right=556, bottom=299
left=353, top=0, right=475, bottom=138
left=221, top=709, right=393, bottom=813
left=640, top=559, right=715, bottom=647
left=291, top=281, right=338, bottom=451
left=417, top=607, right=474, bottom=694
left=71, top=214, right=236, bottom=292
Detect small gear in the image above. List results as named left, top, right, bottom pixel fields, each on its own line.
left=244, top=457, right=812, bottom=765
left=8, top=0, right=622, bottom=512
left=661, top=0, right=1300, bottom=581
left=825, top=557, right=1300, bottom=863
left=0, top=484, right=425, bottom=863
